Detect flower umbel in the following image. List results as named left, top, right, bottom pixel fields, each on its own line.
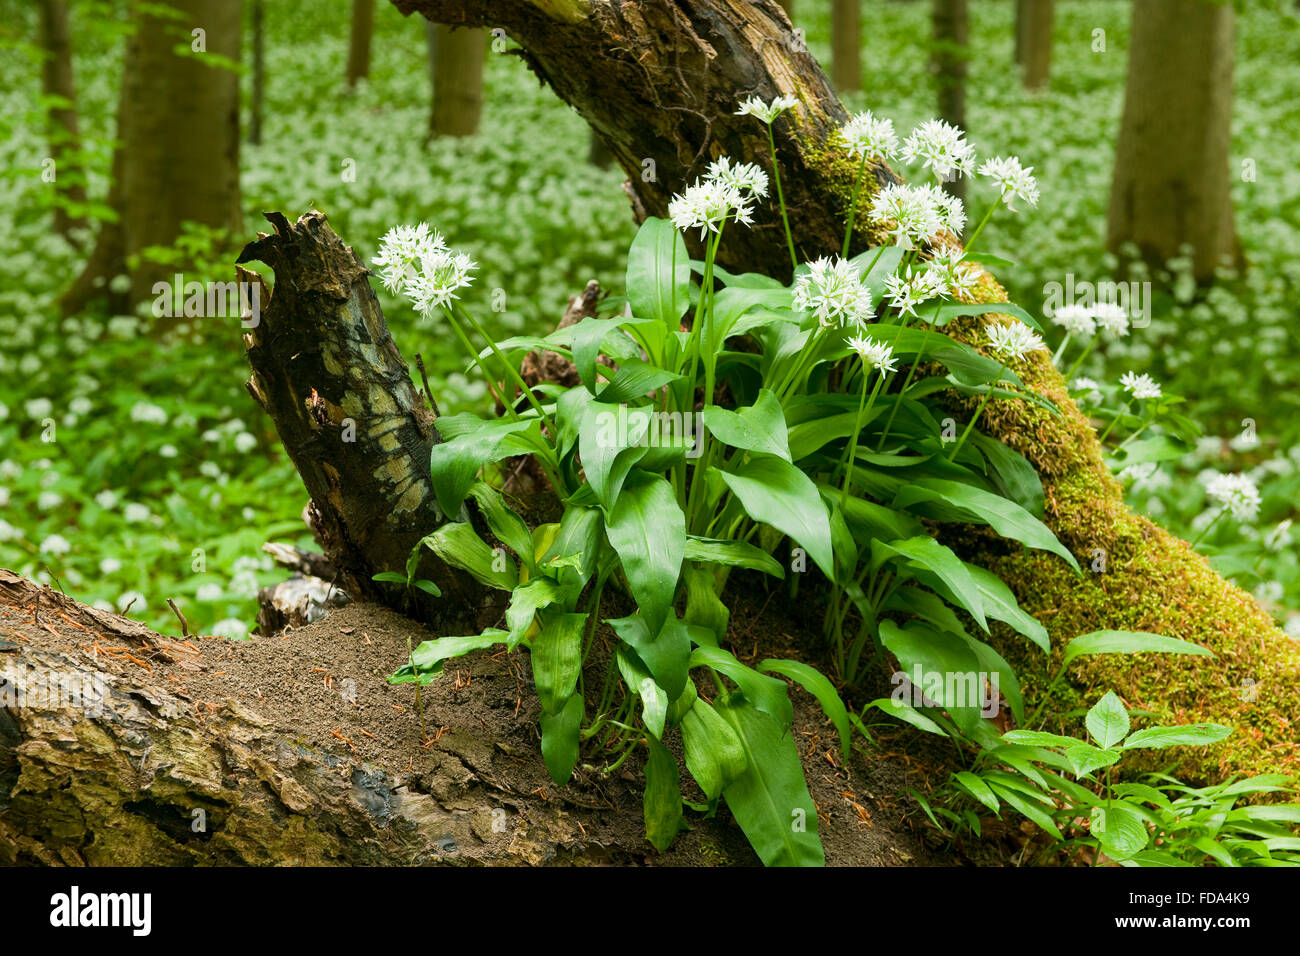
left=735, top=94, right=799, bottom=124
left=986, top=320, right=1047, bottom=360
left=977, top=155, right=1040, bottom=210
left=793, top=257, right=874, bottom=328
left=1204, top=472, right=1262, bottom=521
left=901, top=118, right=977, bottom=182
left=1093, top=302, right=1129, bottom=337
left=1119, top=370, right=1162, bottom=400
left=846, top=335, right=897, bottom=374
left=867, top=183, right=942, bottom=250
left=838, top=110, right=899, bottom=163
left=1051, top=304, right=1097, bottom=337
left=373, top=223, right=477, bottom=317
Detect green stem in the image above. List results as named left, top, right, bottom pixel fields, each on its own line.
left=1097, top=400, right=1130, bottom=444
left=767, top=123, right=798, bottom=270
left=454, top=301, right=555, bottom=434
left=842, top=151, right=870, bottom=258
left=1051, top=332, right=1072, bottom=367
left=947, top=364, right=1006, bottom=461
left=1189, top=507, right=1227, bottom=548
left=840, top=371, right=883, bottom=507
left=875, top=299, right=942, bottom=450
left=963, top=199, right=1000, bottom=252
left=443, top=306, right=517, bottom=420
left=1063, top=334, right=1099, bottom=382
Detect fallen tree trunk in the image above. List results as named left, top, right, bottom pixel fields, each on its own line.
left=391, top=0, right=1299, bottom=782
left=0, top=571, right=938, bottom=866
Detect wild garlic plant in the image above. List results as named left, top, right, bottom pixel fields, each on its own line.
left=372, top=99, right=1114, bottom=866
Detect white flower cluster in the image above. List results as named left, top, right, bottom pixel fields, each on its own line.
left=986, top=320, right=1047, bottom=361
left=1204, top=472, right=1262, bottom=521
left=1119, top=370, right=1162, bottom=400
left=668, top=157, right=764, bottom=240
left=883, top=264, right=948, bottom=317
left=735, top=94, right=799, bottom=124
left=838, top=110, right=899, bottom=163
left=1050, top=301, right=1128, bottom=338
left=977, top=156, right=1040, bottom=210
left=373, top=223, right=478, bottom=318
left=846, top=335, right=897, bottom=374
left=793, top=257, right=874, bottom=328
left=928, top=246, right=980, bottom=297
left=901, top=119, right=977, bottom=181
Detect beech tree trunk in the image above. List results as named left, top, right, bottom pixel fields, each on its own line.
left=1017, top=0, right=1053, bottom=91
left=1107, top=0, right=1241, bottom=281
left=36, top=0, right=88, bottom=244
left=390, top=0, right=1297, bottom=783
left=347, top=0, right=376, bottom=89
left=830, top=0, right=862, bottom=92
left=931, top=0, right=968, bottom=206
left=250, top=0, right=265, bottom=145
left=426, top=23, right=487, bottom=138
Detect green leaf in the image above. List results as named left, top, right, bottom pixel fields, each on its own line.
left=391, top=629, right=508, bottom=683
left=866, top=697, right=949, bottom=736
left=684, top=535, right=785, bottom=578
left=607, top=612, right=695, bottom=702
left=579, top=400, right=650, bottom=509
left=530, top=612, right=586, bottom=713
left=689, top=645, right=792, bottom=728
left=604, top=472, right=685, bottom=636
left=1062, top=630, right=1213, bottom=667
left=596, top=358, right=684, bottom=403
left=964, top=564, right=1050, bottom=653
left=1092, top=804, right=1150, bottom=860
left=429, top=415, right=542, bottom=516
left=419, top=522, right=517, bottom=591
left=371, top=571, right=407, bottom=584
left=716, top=457, right=836, bottom=580
left=970, top=432, right=1044, bottom=516
left=892, top=478, right=1079, bottom=571
left=539, top=505, right=602, bottom=592
left=874, top=537, right=988, bottom=631
left=616, top=645, right=668, bottom=739
left=1086, top=691, right=1131, bottom=749
left=932, top=300, right=1044, bottom=333
left=626, top=216, right=689, bottom=330
left=682, top=564, right=728, bottom=640
left=760, top=659, right=852, bottom=762
left=540, top=693, right=584, bottom=786
left=702, top=388, right=791, bottom=461
left=1063, top=743, right=1123, bottom=778
left=1122, top=724, right=1233, bottom=750
left=954, top=771, right=1000, bottom=813
left=680, top=697, right=748, bottom=800
left=879, top=619, right=986, bottom=735
left=1001, top=729, right=1081, bottom=749
left=467, top=482, right=534, bottom=567
left=714, top=694, right=825, bottom=866
left=643, top=736, right=684, bottom=851
left=988, top=782, right=1061, bottom=840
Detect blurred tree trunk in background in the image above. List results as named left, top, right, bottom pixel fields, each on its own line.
left=426, top=23, right=486, bottom=138
left=931, top=0, right=968, bottom=206
left=831, top=0, right=861, bottom=92
left=36, top=0, right=87, bottom=245
left=120, top=0, right=243, bottom=305
left=346, top=0, right=375, bottom=89
left=250, top=0, right=265, bottom=144
left=1017, top=0, right=1053, bottom=90
left=1107, top=0, right=1241, bottom=282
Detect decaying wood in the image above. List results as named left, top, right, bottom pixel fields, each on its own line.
left=0, top=571, right=936, bottom=866
left=236, top=212, right=478, bottom=632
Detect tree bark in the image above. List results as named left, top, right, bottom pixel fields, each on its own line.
left=426, top=23, right=487, bottom=138
left=389, top=0, right=1297, bottom=783
left=830, top=0, right=862, bottom=92
left=931, top=0, right=968, bottom=207
left=0, top=571, right=932, bottom=866
left=250, top=0, right=265, bottom=145
left=36, top=0, right=88, bottom=245
left=1017, top=0, right=1053, bottom=91
left=347, top=0, right=376, bottom=89
left=235, top=212, right=478, bottom=632
left=1107, top=0, right=1241, bottom=281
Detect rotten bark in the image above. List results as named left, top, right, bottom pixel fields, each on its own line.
left=235, top=212, right=478, bottom=631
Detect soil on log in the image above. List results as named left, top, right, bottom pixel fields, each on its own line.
left=0, top=570, right=951, bottom=866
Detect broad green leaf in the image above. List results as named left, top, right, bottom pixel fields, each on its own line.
left=604, top=472, right=685, bottom=636
left=715, top=694, right=825, bottom=867
left=932, top=300, right=1044, bottom=333
left=580, top=400, right=650, bottom=509
left=988, top=782, right=1061, bottom=840
left=866, top=697, right=949, bottom=736
left=467, top=482, right=534, bottom=568
left=1086, top=691, right=1131, bottom=749
left=716, top=457, right=836, bottom=580
left=760, top=659, right=851, bottom=762
left=539, top=504, right=602, bottom=592
left=690, top=645, right=792, bottom=728
left=643, top=736, right=684, bottom=851
left=879, top=619, right=985, bottom=734
left=684, top=535, right=785, bottom=579
left=1092, top=804, right=1150, bottom=860
left=596, top=358, right=683, bottom=404
left=540, top=693, right=583, bottom=785
left=530, top=612, right=586, bottom=713
left=1063, top=743, right=1122, bottom=778
left=430, top=416, right=542, bottom=516
left=874, top=537, right=988, bottom=631
left=626, top=216, right=690, bottom=330
left=702, top=388, right=791, bottom=461
left=607, top=612, right=696, bottom=702
left=1122, top=724, right=1233, bottom=750
left=504, top=577, right=562, bottom=650
left=970, top=432, right=1044, bottom=516
left=680, top=697, right=747, bottom=800
left=682, top=563, right=728, bottom=640
left=1001, top=729, right=1081, bottom=749
left=420, top=522, right=517, bottom=591
left=965, top=564, right=1050, bottom=653
left=954, top=771, right=1000, bottom=813
left=1124, top=850, right=1196, bottom=868
left=371, top=571, right=407, bottom=584
left=390, top=629, right=508, bottom=683
left=1062, top=630, right=1213, bottom=666
left=892, top=478, right=1079, bottom=571
left=616, top=645, right=668, bottom=740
